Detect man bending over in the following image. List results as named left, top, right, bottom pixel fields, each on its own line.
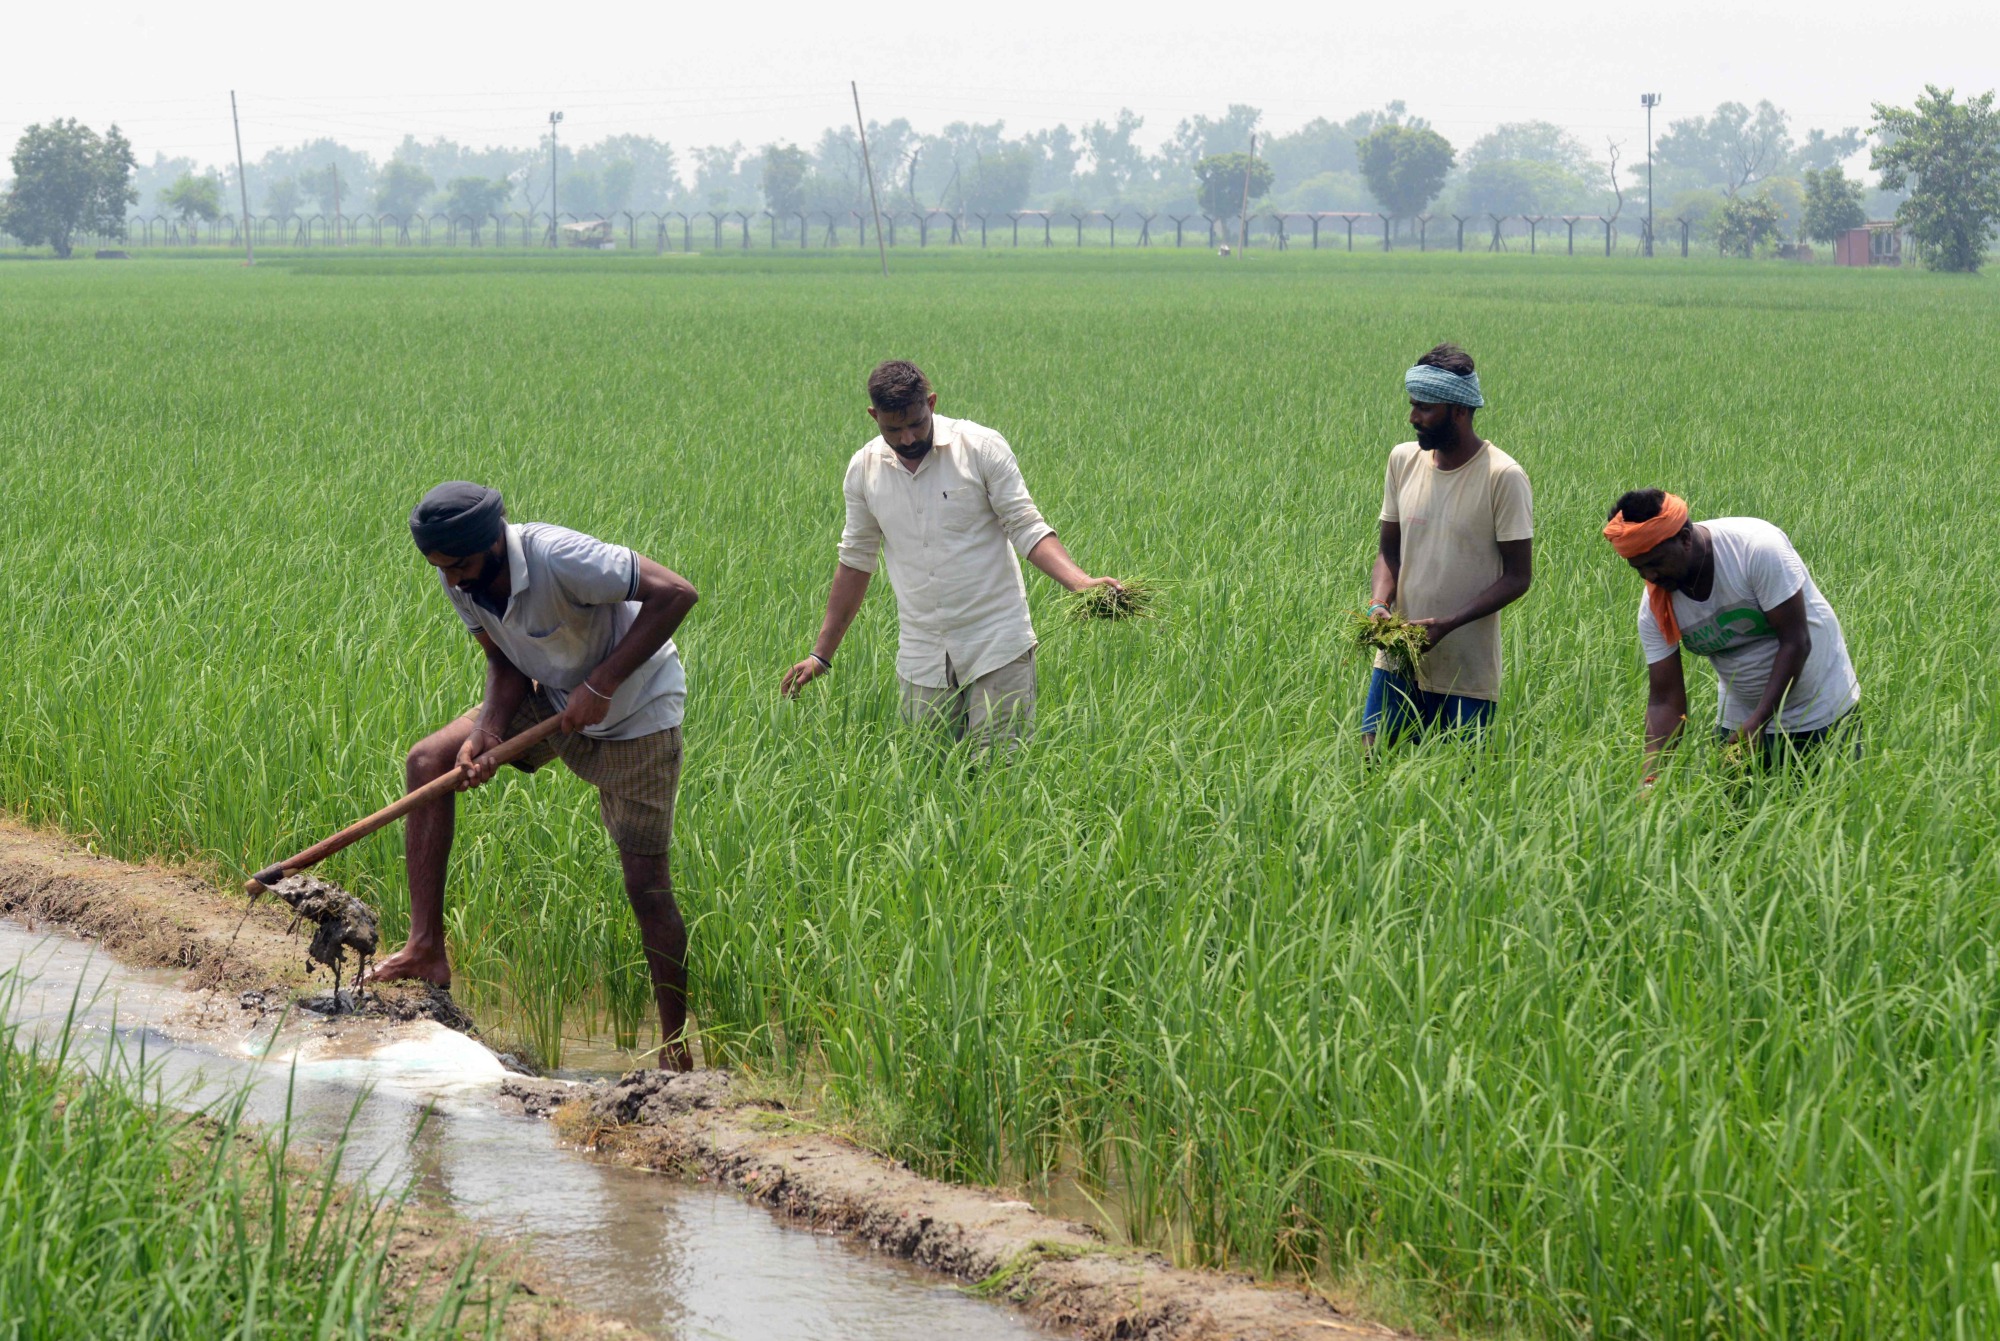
left=1602, top=489, right=1860, bottom=780
left=368, top=482, right=702, bottom=1070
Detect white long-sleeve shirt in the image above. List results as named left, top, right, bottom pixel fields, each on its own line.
left=837, top=415, right=1055, bottom=688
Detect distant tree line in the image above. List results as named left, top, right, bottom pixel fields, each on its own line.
left=6, top=89, right=1999, bottom=270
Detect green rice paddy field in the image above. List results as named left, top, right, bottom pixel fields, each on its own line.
left=4, top=250, right=1997, bottom=1337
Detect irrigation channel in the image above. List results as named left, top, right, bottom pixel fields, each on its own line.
left=0, top=917, right=1052, bottom=1340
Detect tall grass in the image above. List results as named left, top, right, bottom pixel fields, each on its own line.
left=0, top=971, right=504, bottom=1337
left=2, top=250, right=1996, bottom=1334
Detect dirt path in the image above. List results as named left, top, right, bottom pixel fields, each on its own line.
left=0, top=819, right=1400, bottom=1341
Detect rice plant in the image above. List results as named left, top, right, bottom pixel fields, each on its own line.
left=3, top=249, right=1996, bottom=1336
left=0, top=972, right=505, bottom=1337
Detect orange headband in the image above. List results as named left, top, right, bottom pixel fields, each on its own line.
left=1603, top=494, right=1691, bottom=644
left=1602, top=494, right=1689, bottom=558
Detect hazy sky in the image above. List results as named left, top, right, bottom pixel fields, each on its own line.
left=5, top=0, right=1995, bottom=170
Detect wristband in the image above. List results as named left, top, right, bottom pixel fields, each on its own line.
left=1368, top=602, right=1390, bottom=616
left=809, top=652, right=833, bottom=670
left=581, top=681, right=615, bottom=702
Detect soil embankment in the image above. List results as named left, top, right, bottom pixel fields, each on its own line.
left=1, top=819, right=1400, bottom=1341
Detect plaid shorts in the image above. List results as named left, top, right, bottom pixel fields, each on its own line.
left=463, top=690, right=683, bottom=857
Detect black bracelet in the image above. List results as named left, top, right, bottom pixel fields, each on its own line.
left=809, top=652, right=832, bottom=670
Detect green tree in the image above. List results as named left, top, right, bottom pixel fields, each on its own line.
left=159, top=173, right=221, bottom=227
left=1461, top=120, right=1599, bottom=177
left=1715, top=189, right=1783, bottom=256
left=442, top=177, right=513, bottom=242
left=963, top=149, right=1035, bottom=214
left=298, top=164, right=347, bottom=217
left=0, top=119, right=137, bottom=258
left=373, top=160, right=435, bottom=218
left=262, top=175, right=302, bottom=219
left=1357, top=125, right=1455, bottom=225
left=1801, top=165, right=1867, bottom=244
left=760, top=143, right=812, bottom=217
left=1193, top=152, right=1274, bottom=244
left=1461, top=159, right=1589, bottom=217
left=1656, top=100, right=1794, bottom=195
left=1871, top=85, right=2000, bottom=273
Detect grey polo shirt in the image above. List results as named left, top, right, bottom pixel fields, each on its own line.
left=443, top=522, right=685, bottom=739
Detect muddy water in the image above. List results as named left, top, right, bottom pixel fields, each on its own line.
left=0, top=920, right=1051, bottom=1340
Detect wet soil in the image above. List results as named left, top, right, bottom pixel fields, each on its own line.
left=0, top=819, right=464, bottom=1025
left=549, top=1071, right=1396, bottom=1340
left=0, top=819, right=1402, bottom=1341
left=268, top=871, right=379, bottom=998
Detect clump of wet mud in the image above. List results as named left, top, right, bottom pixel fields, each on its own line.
left=299, top=982, right=477, bottom=1031
left=269, top=873, right=378, bottom=981
left=583, top=1069, right=739, bottom=1126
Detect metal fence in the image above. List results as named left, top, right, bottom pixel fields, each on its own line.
left=5, top=210, right=1706, bottom=258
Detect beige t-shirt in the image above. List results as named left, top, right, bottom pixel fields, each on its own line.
left=1377, top=440, right=1533, bottom=701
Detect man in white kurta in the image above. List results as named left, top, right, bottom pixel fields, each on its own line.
left=781, top=360, right=1122, bottom=754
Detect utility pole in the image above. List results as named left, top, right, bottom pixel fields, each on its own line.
left=1641, top=93, right=1662, bottom=258
left=1237, top=132, right=1256, bottom=255
left=852, top=81, right=889, bottom=277
left=229, top=90, right=254, bottom=266
left=548, top=110, right=564, bottom=248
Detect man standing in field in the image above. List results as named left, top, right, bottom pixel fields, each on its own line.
left=781, top=359, right=1122, bottom=754
left=1364, top=344, right=1534, bottom=745
left=1602, top=489, right=1860, bottom=779
left=368, top=482, right=703, bottom=1071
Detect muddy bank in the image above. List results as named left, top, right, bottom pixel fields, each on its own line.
left=1, top=820, right=1398, bottom=1340
left=0, top=820, right=450, bottom=1022
left=517, top=1071, right=1394, bottom=1340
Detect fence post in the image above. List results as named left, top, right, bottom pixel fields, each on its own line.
left=1381, top=215, right=1392, bottom=252
left=1678, top=217, right=1691, bottom=258
left=1345, top=216, right=1357, bottom=251
left=1488, top=214, right=1506, bottom=252
left=1601, top=216, right=1613, bottom=257
left=1139, top=212, right=1154, bottom=246
left=1108, top=212, right=1117, bottom=248
left=1418, top=213, right=1430, bottom=252
left=1042, top=214, right=1052, bottom=247
left=1527, top=216, right=1542, bottom=254
left=1008, top=213, right=1020, bottom=247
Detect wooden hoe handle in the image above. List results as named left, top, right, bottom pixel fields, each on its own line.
left=244, top=715, right=567, bottom=895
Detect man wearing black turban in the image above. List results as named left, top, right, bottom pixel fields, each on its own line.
left=370, top=481, right=704, bottom=1071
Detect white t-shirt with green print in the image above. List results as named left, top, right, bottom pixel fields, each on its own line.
left=1637, top=518, right=1859, bottom=734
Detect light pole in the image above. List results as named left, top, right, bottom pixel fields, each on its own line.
left=548, top=110, right=564, bottom=247
left=1641, top=93, right=1662, bottom=257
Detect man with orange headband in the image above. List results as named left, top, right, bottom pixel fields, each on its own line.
left=1364, top=343, right=1534, bottom=745
left=1602, top=489, right=1859, bottom=778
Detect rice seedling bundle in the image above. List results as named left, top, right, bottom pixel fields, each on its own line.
left=1345, top=608, right=1427, bottom=681
left=1064, top=577, right=1156, bottom=622
left=4, top=249, right=1996, bottom=1338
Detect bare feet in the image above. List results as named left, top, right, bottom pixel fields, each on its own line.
left=363, top=942, right=452, bottom=987
left=660, top=1038, right=693, bottom=1072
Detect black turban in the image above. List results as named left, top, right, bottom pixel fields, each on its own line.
left=409, top=482, right=505, bottom=557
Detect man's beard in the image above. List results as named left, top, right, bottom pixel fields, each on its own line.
left=1414, top=422, right=1455, bottom=451
left=891, top=437, right=933, bottom=463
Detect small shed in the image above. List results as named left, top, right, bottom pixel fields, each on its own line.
left=1836, top=222, right=1902, bottom=267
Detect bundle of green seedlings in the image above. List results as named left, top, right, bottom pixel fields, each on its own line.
left=1065, top=577, right=1156, bottom=622
left=1346, top=608, right=1428, bottom=682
